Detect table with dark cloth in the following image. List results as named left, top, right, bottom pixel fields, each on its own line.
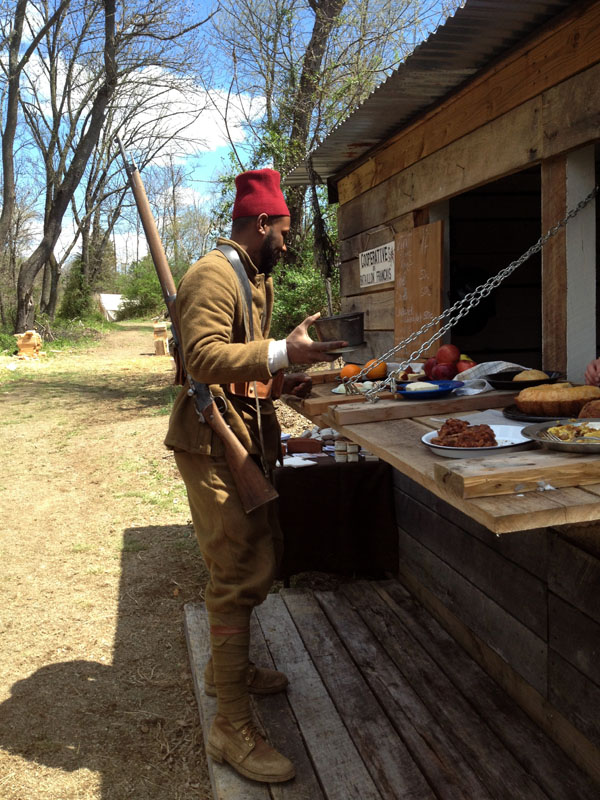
left=273, top=457, right=397, bottom=580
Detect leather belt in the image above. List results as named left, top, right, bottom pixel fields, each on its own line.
left=228, top=372, right=284, bottom=400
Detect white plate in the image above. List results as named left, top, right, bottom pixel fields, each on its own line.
left=421, top=425, right=532, bottom=459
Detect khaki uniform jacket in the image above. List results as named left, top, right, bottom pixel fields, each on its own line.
left=164, top=238, right=281, bottom=462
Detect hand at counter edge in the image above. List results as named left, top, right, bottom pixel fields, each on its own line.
left=585, top=357, right=600, bottom=386
left=282, top=372, right=312, bottom=398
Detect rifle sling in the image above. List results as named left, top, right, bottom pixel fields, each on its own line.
left=216, top=244, right=274, bottom=477
left=216, top=244, right=279, bottom=401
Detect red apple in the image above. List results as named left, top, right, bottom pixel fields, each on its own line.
left=436, top=343, right=461, bottom=364
left=424, top=357, right=438, bottom=378
left=456, top=359, right=477, bottom=373
left=432, top=362, right=458, bottom=380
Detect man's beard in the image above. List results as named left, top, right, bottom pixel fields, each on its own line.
left=258, top=230, right=280, bottom=275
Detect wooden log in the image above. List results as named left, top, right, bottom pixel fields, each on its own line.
left=282, top=590, right=435, bottom=800
left=396, top=526, right=548, bottom=692
left=374, top=580, right=600, bottom=798
left=183, top=604, right=271, bottom=800
left=339, top=97, right=542, bottom=239
left=434, top=451, right=600, bottom=499
left=393, top=469, right=550, bottom=578
left=549, top=592, right=600, bottom=687
left=338, top=582, right=551, bottom=800
left=543, top=61, right=600, bottom=159
left=314, top=590, right=495, bottom=800
left=328, top=390, right=518, bottom=426
left=154, top=338, right=168, bottom=356
left=254, top=593, right=382, bottom=800
left=549, top=534, right=600, bottom=624
left=340, top=289, right=394, bottom=330
left=549, top=650, right=600, bottom=748
left=337, top=2, right=600, bottom=206
left=394, top=485, right=547, bottom=637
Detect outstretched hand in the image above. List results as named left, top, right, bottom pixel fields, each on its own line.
left=286, top=313, right=347, bottom=364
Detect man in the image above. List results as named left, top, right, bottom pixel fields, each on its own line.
left=164, top=168, right=345, bottom=783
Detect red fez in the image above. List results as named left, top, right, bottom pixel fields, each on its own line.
left=232, top=168, right=290, bottom=220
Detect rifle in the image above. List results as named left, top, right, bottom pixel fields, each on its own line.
left=117, top=138, right=279, bottom=513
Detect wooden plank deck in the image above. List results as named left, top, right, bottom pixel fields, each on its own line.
left=184, top=581, right=599, bottom=800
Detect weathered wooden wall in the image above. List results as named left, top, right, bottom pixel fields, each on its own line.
left=393, top=471, right=600, bottom=784
left=336, top=1, right=600, bottom=366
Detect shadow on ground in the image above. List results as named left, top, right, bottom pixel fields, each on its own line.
left=0, top=525, right=210, bottom=799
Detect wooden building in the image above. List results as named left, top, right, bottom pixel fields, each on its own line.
left=282, top=0, right=600, bottom=787
left=289, top=0, right=599, bottom=379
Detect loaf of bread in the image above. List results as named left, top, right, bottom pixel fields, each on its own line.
left=515, top=384, right=600, bottom=416
left=578, top=399, right=600, bottom=418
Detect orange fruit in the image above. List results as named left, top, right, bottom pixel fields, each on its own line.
left=339, top=363, right=361, bottom=380
left=364, top=359, right=387, bottom=379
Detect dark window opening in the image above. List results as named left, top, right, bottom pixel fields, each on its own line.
left=448, top=167, right=542, bottom=368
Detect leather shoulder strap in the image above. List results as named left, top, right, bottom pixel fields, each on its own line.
left=216, top=243, right=254, bottom=342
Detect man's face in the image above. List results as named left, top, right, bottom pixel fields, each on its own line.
left=258, top=216, right=290, bottom=275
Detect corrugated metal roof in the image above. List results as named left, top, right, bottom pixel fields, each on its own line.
left=284, top=0, right=580, bottom=187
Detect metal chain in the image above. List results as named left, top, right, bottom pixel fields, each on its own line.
left=342, top=185, right=599, bottom=402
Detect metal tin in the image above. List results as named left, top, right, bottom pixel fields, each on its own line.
left=313, top=312, right=364, bottom=346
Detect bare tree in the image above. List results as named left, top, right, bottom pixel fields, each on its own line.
left=9, top=0, right=214, bottom=330
left=12, top=0, right=117, bottom=329
left=207, top=0, right=462, bottom=259
left=0, top=0, right=71, bottom=269
left=0, top=179, right=38, bottom=326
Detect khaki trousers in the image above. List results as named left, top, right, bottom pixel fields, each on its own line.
left=174, top=451, right=283, bottom=624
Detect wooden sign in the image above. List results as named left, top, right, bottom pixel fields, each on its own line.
left=394, top=221, right=443, bottom=359
left=359, top=241, right=395, bottom=288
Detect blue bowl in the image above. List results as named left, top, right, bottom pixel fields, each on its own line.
left=396, top=379, right=464, bottom=400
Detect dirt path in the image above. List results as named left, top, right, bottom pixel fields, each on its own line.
left=0, top=321, right=307, bottom=800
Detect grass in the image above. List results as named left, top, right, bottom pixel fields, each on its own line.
left=121, top=540, right=149, bottom=553
left=0, top=315, right=118, bottom=356
left=71, top=543, right=92, bottom=554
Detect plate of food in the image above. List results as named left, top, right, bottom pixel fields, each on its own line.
left=521, top=419, right=600, bottom=453
left=487, top=368, right=563, bottom=391
left=396, top=379, right=464, bottom=400
left=502, top=405, right=560, bottom=423
left=421, top=419, right=531, bottom=458
left=504, top=382, right=600, bottom=420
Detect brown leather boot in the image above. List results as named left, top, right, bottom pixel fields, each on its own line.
left=206, top=715, right=295, bottom=783
left=204, top=658, right=288, bottom=697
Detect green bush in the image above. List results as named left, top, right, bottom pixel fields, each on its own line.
left=118, top=255, right=166, bottom=318
left=59, top=262, right=93, bottom=319
left=45, top=317, right=111, bottom=349
left=0, top=330, right=17, bottom=354
left=270, top=260, right=340, bottom=340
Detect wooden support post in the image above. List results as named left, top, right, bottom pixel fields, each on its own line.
left=541, top=156, right=567, bottom=373
left=566, top=145, right=596, bottom=382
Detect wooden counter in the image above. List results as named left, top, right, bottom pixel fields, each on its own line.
left=288, top=382, right=600, bottom=534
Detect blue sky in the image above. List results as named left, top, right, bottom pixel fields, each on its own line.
left=96, top=1, right=462, bottom=264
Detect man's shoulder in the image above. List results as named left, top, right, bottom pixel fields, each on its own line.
left=180, top=249, right=235, bottom=288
